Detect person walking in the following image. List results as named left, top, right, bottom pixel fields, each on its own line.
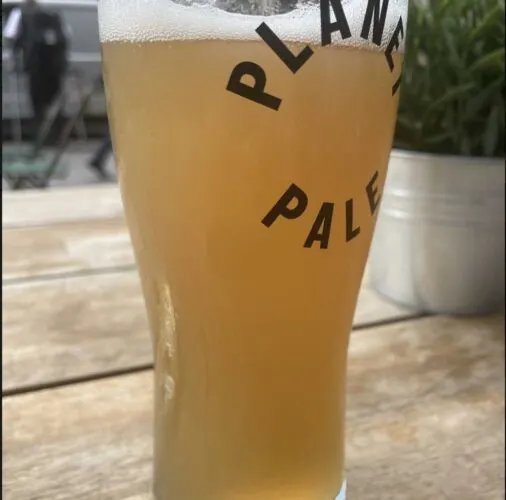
left=3, top=0, right=71, bottom=147
left=88, top=77, right=113, bottom=180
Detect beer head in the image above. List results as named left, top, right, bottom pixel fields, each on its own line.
left=99, top=0, right=407, bottom=52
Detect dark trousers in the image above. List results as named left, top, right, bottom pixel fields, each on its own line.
left=90, top=135, right=112, bottom=168
left=28, top=67, right=63, bottom=142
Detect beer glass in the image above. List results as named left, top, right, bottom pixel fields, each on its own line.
left=99, top=1, right=408, bottom=498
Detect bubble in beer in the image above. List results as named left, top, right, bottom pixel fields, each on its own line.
left=164, top=376, right=176, bottom=401
left=160, top=284, right=177, bottom=359
left=99, top=0, right=407, bottom=51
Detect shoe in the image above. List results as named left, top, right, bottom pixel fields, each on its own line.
left=89, top=160, right=109, bottom=181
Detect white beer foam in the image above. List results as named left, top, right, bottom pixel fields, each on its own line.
left=99, top=0, right=407, bottom=51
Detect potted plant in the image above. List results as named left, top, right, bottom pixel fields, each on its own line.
left=370, top=0, right=505, bottom=315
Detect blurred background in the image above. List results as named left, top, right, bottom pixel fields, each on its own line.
left=2, top=0, right=504, bottom=182
left=2, top=0, right=114, bottom=187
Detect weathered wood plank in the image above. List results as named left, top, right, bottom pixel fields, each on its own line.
left=3, top=315, right=504, bottom=500
left=2, top=272, right=150, bottom=393
left=2, top=269, right=415, bottom=393
left=3, top=372, right=153, bottom=500
left=2, top=219, right=134, bottom=282
left=346, top=314, right=505, bottom=500
left=2, top=186, right=124, bottom=228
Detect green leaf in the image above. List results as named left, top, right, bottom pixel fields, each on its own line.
left=498, top=95, right=505, bottom=133
left=459, top=135, right=472, bottom=156
left=423, top=83, right=476, bottom=117
left=396, top=115, right=421, bottom=132
left=482, top=105, right=499, bottom=156
left=470, top=5, right=504, bottom=43
left=469, top=48, right=505, bottom=73
left=442, top=28, right=463, bottom=70
left=423, top=132, right=453, bottom=145
left=395, top=0, right=505, bottom=155
left=463, top=78, right=504, bottom=119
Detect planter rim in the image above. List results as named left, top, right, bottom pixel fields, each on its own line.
left=391, top=148, right=505, bottom=166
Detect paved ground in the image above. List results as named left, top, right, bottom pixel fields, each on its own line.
left=2, top=140, right=118, bottom=191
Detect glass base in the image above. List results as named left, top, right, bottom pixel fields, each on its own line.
left=151, top=481, right=347, bottom=500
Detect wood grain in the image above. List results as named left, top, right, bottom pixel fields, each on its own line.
left=2, top=186, right=124, bottom=228
left=2, top=219, right=134, bottom=282
left=346, top=314, right=505, bottom=500
left=2, top=269, right=415, bottom=393
left=2, top=271, right=150, bottom=393
left=3, top=315, right=504, bottom=500
left=3, top=372, right=153, bottom=500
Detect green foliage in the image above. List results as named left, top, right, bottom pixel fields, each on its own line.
left=394, top=0, right=505, bottom=157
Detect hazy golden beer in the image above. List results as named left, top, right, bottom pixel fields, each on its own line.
left=100, top=1, right=406, bottom=498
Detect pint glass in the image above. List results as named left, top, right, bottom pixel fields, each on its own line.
left=99, top=1, right=408, bottom=498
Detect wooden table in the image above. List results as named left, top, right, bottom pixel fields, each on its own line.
left=3, top=186, right=505, bottom=500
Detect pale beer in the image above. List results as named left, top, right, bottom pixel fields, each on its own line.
left=99, top=1, right=407, bottom=498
